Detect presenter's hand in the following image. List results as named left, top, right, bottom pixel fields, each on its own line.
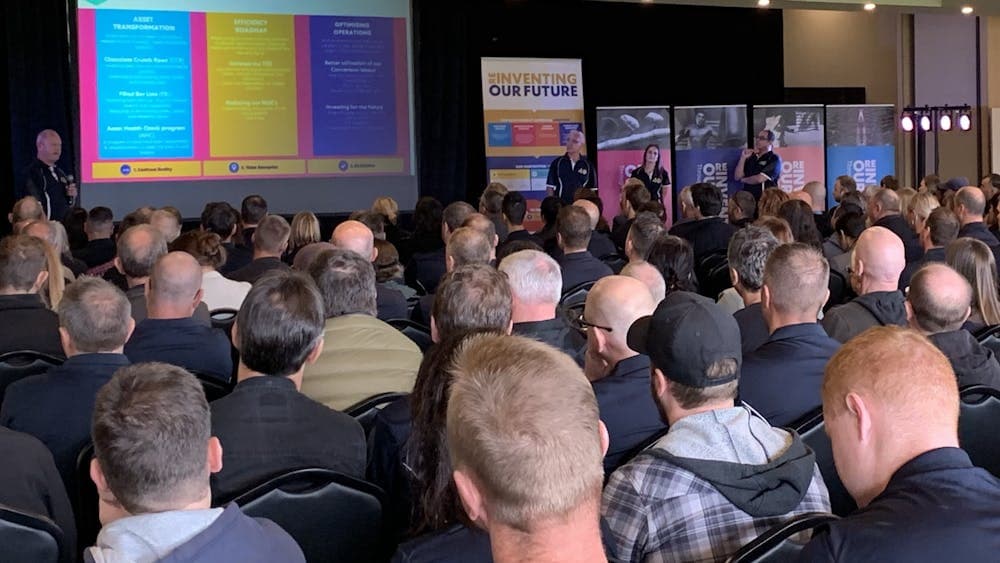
left=740, top=149, right=754, bottom=159
left=546, top=187, right=554, bottom=197
left=66, top=183, right=78, bottom=198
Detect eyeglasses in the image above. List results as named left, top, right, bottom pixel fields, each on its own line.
left=577, top=313, right=613, bottom=332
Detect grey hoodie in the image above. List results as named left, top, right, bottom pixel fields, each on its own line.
left=822, top=290, right=907, bottom=343
left=86, top=509, right=224, bottom=563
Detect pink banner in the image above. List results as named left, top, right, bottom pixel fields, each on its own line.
left=774, top=145, right=826, bottom=193
left=597, top=150, right=673, bottom=229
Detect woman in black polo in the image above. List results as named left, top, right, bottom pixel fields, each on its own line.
left=630, top=144, right=671, bottom=202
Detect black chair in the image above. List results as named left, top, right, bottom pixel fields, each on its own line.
left=725, top=512, right=839, bottom=563
left=386, top=319, right=433, bottom=353
left=345, top=392, right=408, bottom=436
left=560, top=280, right=596, bottom=310
left=74, top=444, right=99, bottom=560
left=0, top=350, right=63, bottom=406
left=191, top=370, right=235, bottom=402
left=601, top=253, right=627, bottom=274
left=696, top=251, right=731, bottom=300
left=974, top=325, right=1000, bottom=359
left=792, top=408, right=857, bottom=517
left=825, top=270, right=849, bottom=312
left=0, top=504, right=70, bottom=563
left=229, top=468, right=387, bottom=563
left=959, top=384, right=1000, bottom=478
left=209, top=308, right=239, bottom=335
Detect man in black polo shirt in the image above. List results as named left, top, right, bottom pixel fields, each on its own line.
left=17, top=129, right=77, bottom=222
left=546, top=129, right=594, bottom=205
left=734, top=129, right=781, bottom=200
left=800, top=326, right=1000, bottom=560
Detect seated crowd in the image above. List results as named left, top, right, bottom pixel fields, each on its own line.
left=2, top=174, right=1000, bottom=562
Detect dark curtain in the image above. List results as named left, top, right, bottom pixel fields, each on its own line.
left=2, top=0, right=78, bottom=232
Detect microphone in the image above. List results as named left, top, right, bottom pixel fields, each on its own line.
left=66, top=174, right=76, bottom=206
left=55, top=166, right=75, bottom=206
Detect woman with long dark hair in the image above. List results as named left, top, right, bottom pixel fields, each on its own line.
left=630, top=144, right=671, bottom=205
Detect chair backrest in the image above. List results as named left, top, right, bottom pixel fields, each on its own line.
left=0, top=350, right=64, bottom=406
left=959, top=384, right=1000, bottom=478
left=725, top=512, right=839, bottom=563
left=386, top=319, right=433, bottom=353
left=231, top=468, right=386, bottom=563
left=601, top=253, right=627, bottom=275
left=792, top=408, right=857, bottom=517
left=209, top=308, right=239, bottom=334
left=75, top=443, right=100, bottom=556
left=559, top=280, right=596, bottom=310
left=696, top=250, right=731, bottom=299
left=825, top=269, right=849, bottom=312
left=191, top=370, right=235, bottom=402
left=974, top=325, right=1000, bottom=359
left=345, top=392, right=408, bottom=436
left=0, top=504, right=68, bottom=563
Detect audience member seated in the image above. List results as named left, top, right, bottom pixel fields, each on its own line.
left=374, top=238, right=417, bottom=301
left=726, top=226, right=779, bottom=354
left=448, top=334, right=609, bottom=563
left=150, top=207, right=181, bottom=244
left=802, top=180, right=832, bottom=237
left=24, top=219, right=79, bottom=283
left=498, top=249, right=585, bottom=364
left=0, top=426, right=75, bottom=552
left=602, top=292, right=830, bottom=562
left=778, top=199, right=823, bottom=250
left=645, top=233, right=698, bottom=296
left=291, top=241, right=334, bottom=271
left=668, top=183, right=737, bottom=262
left=727, top=190, right=757, bottom=229
left=827, top=211, right=866, bottom=282
left=373, top=196, right=409, bottom=249
left=8, top=195, right=45, bottom=229
left=478, top=182, right=509, bottom=244
left=868, top=187, right=923, bottom=263
left=612, top=181, right=650, bottom=253
left=87, top=363, right=304, bottom=562
left=430, top=264, right=512, bottom=344
left=759, top=188, right=791, bottom=220
left=830, top=174, right=859, bottom=216
left=535, top=196, right=563, bottom=250
left=302, top=249, right=421, bottom=410
left=821, top=201, right=860, bottom=261
left=800, top=327, right=1000, bottom=561
left=947, top=237, right=1000, bottom=330
left=228, top=214, right=292, bottom=284
left=407, top=201, right=473, bottom=294
left=907, top=263, right=1000, bottom=388
left=555, top=205, right=613, bottom=292
left=907, top=192, right=940, bottom=239
left=498, top=191, right=540, bottom=251
left=583, top=276, right=665, bottom=473
left=574, top=199, right=616, bottom=259
left=920, top=206, right=959, bottom=265
left=740, top=243, right=841, bottom=426
left=331, top=219, right=408, bottom=321
left=397, top=196, right=443, bottom=267
left=0, top=235, right=63, bottom=357
left=349, top=210, right=386, bottom=242
left=114, top=224, right=170, bottom=323
left=210, top=271, right=365, bottom=503
left=459, top=213, right=499, bottom=262
left=1, top=277, right=132, bottom=487
left=284, top=211, right=321, bottom=265
left=955, top=185, right=1000, bottom=247
left=200, top=201, right=252, bottom=275
left=173, top=230, right=252, bottom=311
left=237, top=194, right=267, bottom=248
left=72, top=206, right=116, bottom=268
left=624, top=211, right=665, bottom=264
left=620, top=261, right=666, bottom=303
left=124, top=252, right=233, bottom=382
left=823, top=226, right=908, bottom=342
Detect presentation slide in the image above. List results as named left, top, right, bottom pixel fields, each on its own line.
left=76, top=0, right=415, bottom=217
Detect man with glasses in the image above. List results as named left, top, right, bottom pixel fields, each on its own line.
left=735, top=129, right=782, bottom=200
left=582, top=275, right=665, bottom=473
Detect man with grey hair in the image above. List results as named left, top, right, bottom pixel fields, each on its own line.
left=86, top=363, right=304, bottom=562
left=1, top=277, right=132, bottom=488
left=868, top=187, right=922, bottom=263
left=124, top=252, right=233, bottom=382
left=150, top=208, right=181, bottom=243
left=740, top=243, right=841, bottom=426
left=621, top=261, right=666, bottom=302
left=726, top=225, right=780, bottom=353
left=115, top=224, right=169, bottom=322
left=498, top=249, right=585, bottom=364
left=907, top=263, right=1000, bottom=388
left=303, top=248, right=421, bottom=410
left=331, top=219, right=407, bottom=321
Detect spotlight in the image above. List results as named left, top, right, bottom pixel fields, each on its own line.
left=919, top=114, right=932, bottom=132
left=757, top=0, right=770, bottom=6
left=900, top=112, right=915, bottom=132
left=959, top=109, right=972, bottom=131
left=962, top=6, right=974, bottom=15
left=864, top=2, right=876, bottom=11
left=939, top=112, right=952, bottom=131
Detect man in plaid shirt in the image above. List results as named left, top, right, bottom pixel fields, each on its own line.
left=602, top=292, right=831, bottom=563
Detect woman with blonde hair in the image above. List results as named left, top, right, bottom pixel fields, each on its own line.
left=897, top=187, right=918, bottom=222
left=947, top=237, right=1000, bottom=329
left=286, top=211, right=320, bottom=265
left=373, top=196, right=408, bottom=247
left=757, top=187, right=790, bottom=219
left=907, top=191, right=940, bottom=235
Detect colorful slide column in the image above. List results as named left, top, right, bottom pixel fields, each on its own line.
left=752, top=105, right=826, bottom=194
left=95, top=10, right=194, bottom=159
left=206, top=13, right=298, bottom=158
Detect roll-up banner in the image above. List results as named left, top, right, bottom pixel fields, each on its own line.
left=752, top=104, right=826, bottom=195
left=673, top=105, right=748, bottom=213
left=826, top=104, right=896, bottom=209
left=596, top=106, right=672, bottom=227
left=481, top=57, right=585, bottom=230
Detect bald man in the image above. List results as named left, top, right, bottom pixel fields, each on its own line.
left=583, top=275, right=666, bottom=472
left=460, top=213, right=499, bottom=260
left=868, top=187, right=923, bottom=262
left=331, top=219, right=407, bottom=321
left=621, top=261, right=666, bottom=302
left=574, top=199, right=617, bottom=260
left=800, top=326, right=1000, bottom=560
left=150, top=208, right=181, bottom=243
left=822, top=226, right=908, bottom=342
left=8, top=196, right=44, bottom=227
left=17, top=129, right=77, bottom=221
left=124, top=252, right=233, bottom=382
left=954, top=185, right=1000, bottom=247
left=906, top=263, right=1000, bottom=389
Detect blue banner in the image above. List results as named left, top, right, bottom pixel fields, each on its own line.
left=825, top=105, right=896, bottom=209
left=674, top=148, right=746, bottom=200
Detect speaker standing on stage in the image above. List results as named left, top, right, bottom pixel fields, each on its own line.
left=735, top=129, right=781, bottom=201
left=546, top=129, right=594, bottom=205
left=18, top=129, right=78, bottom=221
left=630, top=143, right=671, bottom=204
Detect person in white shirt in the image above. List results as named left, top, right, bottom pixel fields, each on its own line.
left=173, top=230, right=251, bottom=311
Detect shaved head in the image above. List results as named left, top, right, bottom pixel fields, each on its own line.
left=907, top=263, right=972, bottom=333
left=331, top=220, right=376, bottom=261
left=802, top=181, right=826, bottom=212
left=790, top=190, right=813, bottom=208
left=620, top=261, right=666, bottom=302
left=572, top=199, right=600, bottom=230
left=869, top=187, right=901, bottom=222
left=585, top=275, right=656, bottom=341
left=956, top=185, right=987, bottom=218
left=852, top=226, right=906, bottom=292
left=148, top=251, right=202, bottom=315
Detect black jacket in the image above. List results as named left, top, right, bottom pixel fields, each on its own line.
left=512, top=317, right=586, bottom=365
left=557, top=251, right=613, bottom=292
left=874, top=214, right=923, bottom=263
left=593, top=354, right=667, bottom=473
left=928, top=330, right=1000, bottom=389
left=669, top=217, right=736, bottom=262
left=0, top=294, right=63, bottom=358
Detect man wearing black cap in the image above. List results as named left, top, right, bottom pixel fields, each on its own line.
left=601, top=291, right=831, bottom=563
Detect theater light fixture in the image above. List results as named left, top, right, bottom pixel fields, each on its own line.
left=899, top=105, right=972, bottom=134
left=900, top=111, right=915, bottom=132
left=959, top=109, right=973, bottom=131
left=962, top=6, right=974, bottom=15
left=864, top=3, right=876, bottom=11
left=939, top=112, right=952, bottom=131
left=919, top=114, right=932, bottom=132
left=757, top=0, right=770, bottom=6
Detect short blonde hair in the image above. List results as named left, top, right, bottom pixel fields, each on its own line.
left=447, top=334, right=603, bottom=529
left=290, top=212, right=321, bottom=249
left=909, top=192, right=940, bottom=224
left=372, top=197, right=399, bottom=224
left=823, top=326, right=959, bottom=431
